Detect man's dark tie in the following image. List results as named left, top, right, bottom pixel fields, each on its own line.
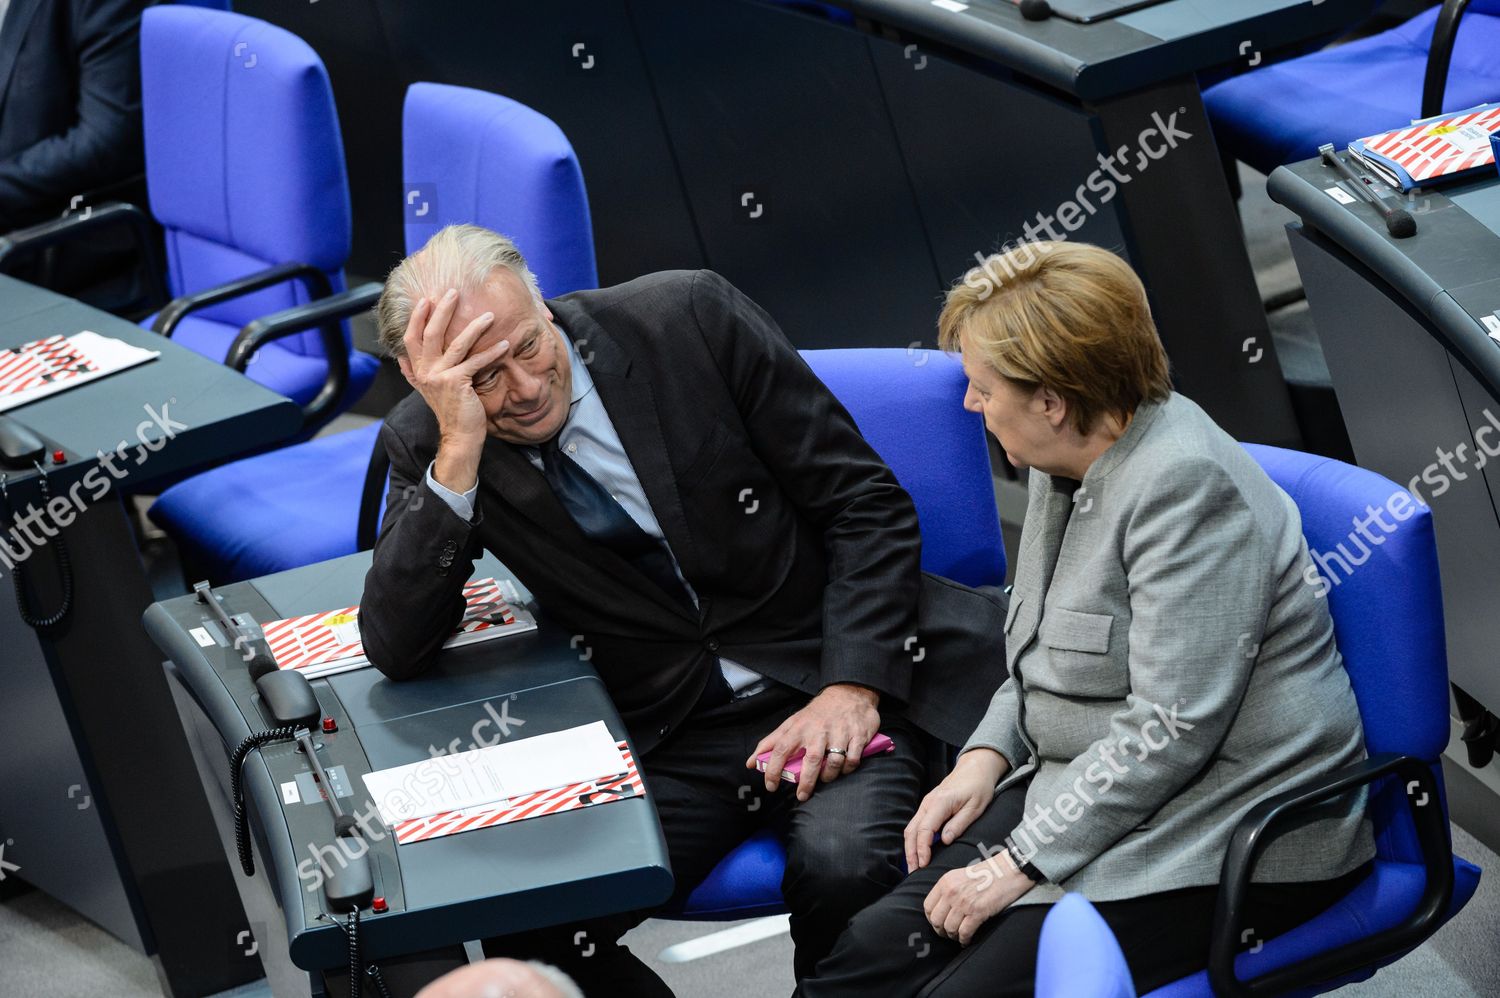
left=538, top=435, right=694, bottom=609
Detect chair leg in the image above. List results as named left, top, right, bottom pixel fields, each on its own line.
left=1454, top=683, right=1499, bottom=770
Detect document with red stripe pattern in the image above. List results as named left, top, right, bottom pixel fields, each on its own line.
left=0, top=331, right=158, bottom=414
left=1350, top=102, right=1500, bottom=191
left=262, top=576, right=536, bottom=679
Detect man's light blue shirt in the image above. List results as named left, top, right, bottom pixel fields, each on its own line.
left=423, top=325, right=764, bottom=695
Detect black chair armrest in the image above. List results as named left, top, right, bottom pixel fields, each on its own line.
left=150, top=261, right=334, bottom=339
left=0, top=202, right=168, bottom=314
left=356, top=424, right=393, bottom=552
left=1423, top=0, right=1475, bottom=120
left=1209, top=752, right=1454, bottom=997
left=226, top=282, right=382, bottom=431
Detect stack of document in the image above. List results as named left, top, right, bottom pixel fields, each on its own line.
left=359, top=721, right=645, bottom=843
left=261, top=576, right=536, bottom=679
left=1350, top=103, right=1500, bottom=192
left=0, top=331, right=159, bottom=414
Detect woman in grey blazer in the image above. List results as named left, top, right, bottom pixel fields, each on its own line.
left=798, top=242, right=1374, bottom=997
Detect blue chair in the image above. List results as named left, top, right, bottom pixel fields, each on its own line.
left=138, top=6, right=378, bottom=429
left=1205, top=0, right=1500, bottom=176
left=1037, top=894, right=1136, bottom=998
left=149, top=83, right=598, bottom=584
left=661, top=346, right=1006, bottom=921
left=1089, top=445, right=1483, bottom=996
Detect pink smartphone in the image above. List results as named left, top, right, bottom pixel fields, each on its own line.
left=756, top=733, right=896, bottom=784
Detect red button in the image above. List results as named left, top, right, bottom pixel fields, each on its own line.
left=371, top=896, right=387, bottom=913
left=51, top=450, right=65, bottom=464
left=322, top=717, right=337, bottom=733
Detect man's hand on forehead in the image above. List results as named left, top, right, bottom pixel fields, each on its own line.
left=396, top=287, right=514, bottom=451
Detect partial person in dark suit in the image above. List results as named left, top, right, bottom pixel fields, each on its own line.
left=0, top=0, right=144, bottom=232
left=360, top=224, right=1008, bottom=996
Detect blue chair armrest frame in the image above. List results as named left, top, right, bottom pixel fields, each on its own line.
left=1209, top=752, right=1453, bottom=997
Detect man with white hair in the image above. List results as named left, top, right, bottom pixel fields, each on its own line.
left=361, top=224, right=1007, bottom=995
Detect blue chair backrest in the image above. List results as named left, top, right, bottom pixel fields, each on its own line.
left=1243, top=444, right=1449, bottom=866
left=140, top=7, right=351, bottom=357
left=402, top=82, right=598, bottom=294
left=375, top=84, right=602, bottom=536
left=801, top=348, right=1006, bottom=587
left=1403, top=0, right=1500, bottom=82
left=1036, top=893, right=1137, bottom=998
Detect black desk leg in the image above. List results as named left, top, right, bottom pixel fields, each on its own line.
left=1089, top=77, right=1303, bottom=448
left=11, top=488, right=260, bottom=996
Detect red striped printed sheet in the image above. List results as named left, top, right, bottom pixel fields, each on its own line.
left=1362, top=105, right=1500, bottom=182
left=0, top=334, right=99, bottom=397
left=391, top=741, right=644, bottom=844
left=263, top=577, right=512, bottom=672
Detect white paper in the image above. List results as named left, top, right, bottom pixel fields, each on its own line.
left=361, top=721, right=625, bottom=824
left=0, top=331, right=159, bottom=415
left=1449, top=123, right=1495, bottom=156
left=1325, top=186, right=1357, bottom=205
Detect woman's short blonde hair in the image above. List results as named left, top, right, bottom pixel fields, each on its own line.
left=938, top=241, right=1172, bottom=435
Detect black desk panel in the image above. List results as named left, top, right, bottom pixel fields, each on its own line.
left=867, top=30, right=1127, bottom=284
left=0, top=275, right=302, bottom=488
left=0, top=276, right=301, bottom=996
left=630, top=0, right=945, bottom=348
left=830, top=0, right=1375, bottom=100
left=1269, top=159, right=1500, bottom=711
left=145, top=551, right=673, bottom=980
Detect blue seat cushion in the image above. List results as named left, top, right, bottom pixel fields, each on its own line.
left=661, top=828, right=788, bottom=920
left=150, top=422, right=382, bottom=583
left=1204, top=5, right=1500, bottom=175
left=1145, top=856, right=1481, bottom=997
left=154, top=312, right=379, bottom=411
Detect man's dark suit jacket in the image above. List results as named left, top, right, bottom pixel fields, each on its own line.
left=360, top=270, right=1007, bottom=754
left=0, top=0, right=144, bottom=231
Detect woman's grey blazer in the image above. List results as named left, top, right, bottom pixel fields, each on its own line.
left=965, top=393, right=1375, bottom=906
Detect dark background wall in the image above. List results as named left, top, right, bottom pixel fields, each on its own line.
left=234, top=0, right=1127, bottom=352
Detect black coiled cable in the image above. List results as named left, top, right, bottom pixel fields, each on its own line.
left=230, top=726, right=298, bottom=876
left=366, top=964, right=393, bottom=998
left=327, top=908, right=392, bottom=998
left=347, top=909, right=362, bottom=998
left=1, top=466, right=75, bottom=632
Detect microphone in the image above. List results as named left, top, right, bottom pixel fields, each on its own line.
left=1319, top=143, right=1417, bottom=239
left=1019, top=0, right=1053, bottom=19
left=194, top=580, right=280, bottom=680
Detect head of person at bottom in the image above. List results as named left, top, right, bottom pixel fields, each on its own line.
left=414, top=958, right=582, bottom=998
left=939, top=240, right=1171, bottom=480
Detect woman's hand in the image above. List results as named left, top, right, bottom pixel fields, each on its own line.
left=923, top=851, right=1034, bottom=946
left=903, top=748, right=1009, bottom=872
